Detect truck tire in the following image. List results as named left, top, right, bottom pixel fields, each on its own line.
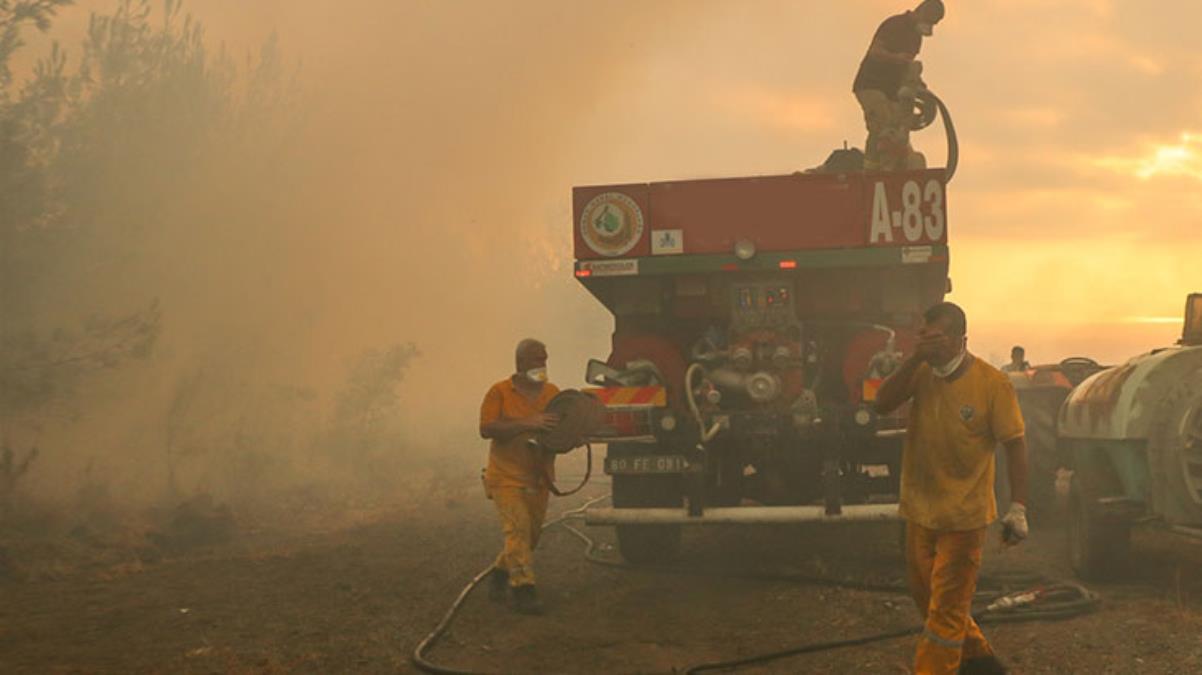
left=1008, top=386, right=1066, bottom=524
left=1028, top=447, right=1061, bottom=523
left=994, top=438, right=1058, bottom=526
left=611, top=473, right=683, bottom=565
left=1068, top=479, right=1130, bottom=581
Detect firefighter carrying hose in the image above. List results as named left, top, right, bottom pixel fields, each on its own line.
left=853, top=0, right=945, bottom=171
left=479, top=338, right=560, bottom=615
left=875, top=303, right=1030, bottom=675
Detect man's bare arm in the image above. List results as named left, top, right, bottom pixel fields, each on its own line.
left=1002, top=436, right=1029, bottom=506
left=873, top=355, right=923, bottom=415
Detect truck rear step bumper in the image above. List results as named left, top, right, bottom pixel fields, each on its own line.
left=585, top=504, right=899, bottom=526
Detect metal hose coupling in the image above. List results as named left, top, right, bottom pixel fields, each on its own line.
left=984, top=588, right=1042, bottom=613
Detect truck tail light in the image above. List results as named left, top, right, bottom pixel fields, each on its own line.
left=862, top=378, right=883, bottom=403
left=779, top=260, right=798, bottom=269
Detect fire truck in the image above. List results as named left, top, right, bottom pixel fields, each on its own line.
left=576, top=99, right=958, bottom=563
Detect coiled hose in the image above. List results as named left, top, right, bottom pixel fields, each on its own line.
left=928, top=88, right=959, bottom=182
left=681, top=578, right=1098, bottom=673
left=413, top=492, right=1099, bottom=674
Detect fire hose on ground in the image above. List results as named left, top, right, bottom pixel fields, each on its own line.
left=410, top=491, right=1100, bottom=674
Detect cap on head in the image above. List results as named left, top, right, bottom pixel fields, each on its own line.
left=515, top=338, right=547, bottom=369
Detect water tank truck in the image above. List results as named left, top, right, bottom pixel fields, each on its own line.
left=1059, top=293, right=1202, bottom=580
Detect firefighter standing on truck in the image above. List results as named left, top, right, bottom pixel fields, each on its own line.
left=479, top=338, right=560, bottom=615
left=874, top=303, right=1030, bottom=675
left=853, top=0, right=945, bottom=171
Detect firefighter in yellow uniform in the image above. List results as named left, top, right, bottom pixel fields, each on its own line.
left=479, top=338, right=560, bottom=615
left=875, top=303, right=1029, bottom=675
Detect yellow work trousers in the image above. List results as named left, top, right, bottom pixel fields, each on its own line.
left=489, top=485, right=550, bottom=587
left=906, top=521, right=994, bottom=675
left=855, top=89, right=913, bottom=171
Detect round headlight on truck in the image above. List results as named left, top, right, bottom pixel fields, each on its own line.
left=659, top=413, right=678, bottom=431
left=854, top=407, right=873, bottom=427
left=734, top=238, right=757, bottom=260
left=745, top=372, right=782, bottom=403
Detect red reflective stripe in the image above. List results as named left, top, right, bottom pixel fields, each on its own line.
left=583, top=386, right=666, bottom=406
left=629, top=387, right=657, bottom=404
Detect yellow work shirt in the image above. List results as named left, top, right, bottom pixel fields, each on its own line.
left=480, top=378, right=560, bottom=489
left=898, top=356, right=1025, bottom=531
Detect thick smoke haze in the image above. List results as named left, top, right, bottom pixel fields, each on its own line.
left=7, top=0, right=1198, bottom=513
left=8, top=1, right=701, bottom=511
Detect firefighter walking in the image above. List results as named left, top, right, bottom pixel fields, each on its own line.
left=875, top=303, right=1030, bottom=675
left=479, top=339, right=560, bottom=615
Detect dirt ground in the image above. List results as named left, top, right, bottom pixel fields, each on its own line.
left=3, top=452, right=1202, bottom=674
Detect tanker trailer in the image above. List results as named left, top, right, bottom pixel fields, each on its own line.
left=1059, top=293, right=1202, bottom=580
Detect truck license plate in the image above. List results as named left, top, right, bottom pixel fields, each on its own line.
left=605, top=455, right=698, bottom=475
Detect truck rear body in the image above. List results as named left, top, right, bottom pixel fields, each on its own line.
left=572, top=168, right=951, bottom=555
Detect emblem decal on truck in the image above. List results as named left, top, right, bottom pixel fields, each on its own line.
left=651, top=229, right=684, bottom=255
left=580, top=192, right=645, bottom=257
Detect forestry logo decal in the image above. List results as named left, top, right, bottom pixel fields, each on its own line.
left=580, top=192, right=645, bottom=257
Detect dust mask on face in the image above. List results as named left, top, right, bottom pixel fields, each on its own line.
left=931, top=349, right=965, bottom=379
left=917, top=22, right=933, bottom=36
left=525, top=367, right=548, bottom=383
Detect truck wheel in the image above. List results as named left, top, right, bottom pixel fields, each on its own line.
left=1012, top=386, right=1070, bottom=525
left=612, top=473, right=682, bottom=565
left=1027, top=448, right=1061, bottom=524
left=994, top=441, right=1058, bottom=526
left=1068, top=480, right=1130, bottom=581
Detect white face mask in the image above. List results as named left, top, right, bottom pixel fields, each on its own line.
left=931, top=349, right=966, bottom=378
left=524, top=367, right=548, bottom=383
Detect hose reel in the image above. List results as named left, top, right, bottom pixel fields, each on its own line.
left=528, top=389, right=605, bottom=496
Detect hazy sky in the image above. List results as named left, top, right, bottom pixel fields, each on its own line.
left=177, top=0, right=1195, bottom=367
left=30, top=1, right=1200, bottom=459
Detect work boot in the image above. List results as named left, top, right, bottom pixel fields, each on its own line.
left=959, top=655, right=1007, bottom=674
left=511, top=584, right=545, bottom=615
left=487, top=567, right=509, bottom=603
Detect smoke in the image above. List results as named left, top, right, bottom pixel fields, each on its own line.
left=14, top=0, right=1193, bottom=519
left=4, top=0, right=707, bottom=515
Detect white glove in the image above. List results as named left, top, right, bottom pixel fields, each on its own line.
left=1001, top=502, right=1028, bottom=545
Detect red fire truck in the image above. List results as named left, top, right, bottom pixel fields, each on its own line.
left=572, top=119, right=962, bottom=562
